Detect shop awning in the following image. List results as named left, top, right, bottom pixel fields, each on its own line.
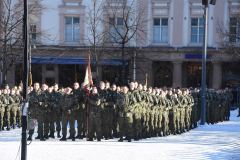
left=31, top=56, right=125, bottom=66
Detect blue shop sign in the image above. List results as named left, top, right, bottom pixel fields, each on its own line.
left=185, top=54, right=212, bottom=59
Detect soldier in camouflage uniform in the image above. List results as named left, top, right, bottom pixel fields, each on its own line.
left=38, top=84, right=50, bottom=140
left=98, top=81, right=108, bottom=139
left=118, top=86, right=134, bottom=142
left=27, top=83, right=43, bottom=141
left=130, top=82, right=142, bottom=140
left=163, top=90, right=171, bottom=136
left=87, top=86, right=103, bottom=141
left=155, top=90, right=163, bottom=136
left=103, top=82, right=115, bottom=139
left=167, top=90, right=180, bottom=135
left=0, top=90, right=5, bottom=131
left=3, top=88, right=14, bottom=130
left=190, top=88, right=200, bottom=129
left=141, top=85, right=149, bottom=138
left=15, top=90, right=22, bottom=128
left=74, top=82, right=87, bottom=139
left=60, top=87, right=76, bottom=141
left=43, top=86, right=52, bottom=139
left=111, top=84, right=120, bottom=137
left=184, top=89, right=193, bottom=131
left=10, top=89, right=22, bottom=129
left=49, top=83, right=62, bottom=138
left=177, top=89, right=186, bottom=133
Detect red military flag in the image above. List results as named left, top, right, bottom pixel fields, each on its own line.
left=83, top=54, right=93, bottom=88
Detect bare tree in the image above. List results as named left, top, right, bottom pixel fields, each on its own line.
left=0, top=0, right=43, bottom=86
left=86, top=0, right=107, bottom=84
left=103, top=0, right=147, bottom=84
left=217, top=14, right=240, bottom=58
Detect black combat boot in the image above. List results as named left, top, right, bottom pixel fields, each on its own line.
left=44, top=135, right=49, bottom=140
left=118, top=137, right=123, bottom=142
left=49, top=132, right=55, bottom=139
left=97, top=136, right=101, bottom=141
left=35, top=135, right=40, bottom=139
left=134, top=134, right=140, bottom=141
left=57, top=131, right=61, bottom=138
left=75, top=134, right=80, bottom=139
left=77, top=135, right=84, bottom=139
left=27, top=135, right=32, bottom=141
left=60, top=136, right=67, bottom=141
left=40, top=137, right=46, bottom=141
left=72, top=137, right=75, bottom=141
left=87, top=138, right=93, bottom=141
left=6, top=125, right=10, bottom=131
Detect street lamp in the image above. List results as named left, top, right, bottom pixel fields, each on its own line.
left=200, top=0, right=216, bottom=125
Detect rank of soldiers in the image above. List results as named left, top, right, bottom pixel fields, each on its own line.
left=0, top=82, right=233, bottom=142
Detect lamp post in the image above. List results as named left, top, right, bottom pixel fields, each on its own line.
left=200, top=0, right=216, bottom=125
left=21, top=0, right=29, bottom=159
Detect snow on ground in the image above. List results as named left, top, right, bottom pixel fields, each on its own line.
left=1, top=110, right=240, bottom=160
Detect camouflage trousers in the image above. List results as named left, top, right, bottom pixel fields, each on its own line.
left=101, top=107, right=114, bottom=139
left=88, top=112, right=102, bottom=140
left=4, top=106, right=11, bottom=128
left=149, top=112, right=155, bottom=136
left=157, top=109, right=163, bottom=136
left=163, top=110, right=169, bottom=135
left=191, top=105, right=198, bottom=128
left=37, top=112, right=46, bottom=138
left=10, top=106, right=21, bottom=128
left=180, top=108, right=185, bottom=132
left=43, top=111, right=51, bottom=137
left=171, top=108, right=179, bottom=134
left=133, top=111, right=142, bottom=139
left=49, top=109, right=61, bottom=135
left=118, top=112, right=133, bottom=140
left=185, top=107, right=192, bottom=130
left=75, top=109, right=86, bottom=137
left=62, top=111, right=75, bottom=138
left=0, top=107, right=5, bottom=129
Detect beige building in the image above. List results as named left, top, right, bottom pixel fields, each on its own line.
left=5, top=0, right=240, bottom=88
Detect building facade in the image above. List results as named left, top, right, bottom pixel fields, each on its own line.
left=6, top=0, right=240, bottom=88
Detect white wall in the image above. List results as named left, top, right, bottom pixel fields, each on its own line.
left=38, top=0, right=231, bottom=48
left=40, top=0, right=61, bottom=45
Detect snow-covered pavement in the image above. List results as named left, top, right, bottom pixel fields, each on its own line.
left=1, top=110, right=240, bottom=160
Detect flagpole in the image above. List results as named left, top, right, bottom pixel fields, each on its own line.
left=84, top=53, right=93, bottom=139
left=145, top=73, right=148, bottom=87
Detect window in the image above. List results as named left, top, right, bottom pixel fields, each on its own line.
left=109, top=17, right=124, bottom=42
left=64, top=2, right=79, bottom=6
left=229, top=17, right=240, bottom=43
left=30, top=24, right=37, bottom=43
left=153, top=18, right=168, bottom=43
left=64, top=17, right=80, bottom=42
left=191, top=18, right=204, bottom=43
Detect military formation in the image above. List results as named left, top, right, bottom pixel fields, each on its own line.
left=0, top=85, right=22, bottom=131
left=23, top=81, right=233, bottom=142
left=0, top=81, right=233, bottom=142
